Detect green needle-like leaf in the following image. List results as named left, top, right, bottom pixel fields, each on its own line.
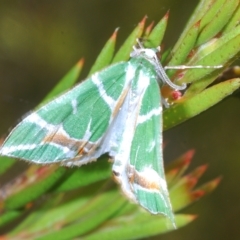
left=88, top=29, right=118, bottom=76
left=196, top=0, right=239, bottom=46
left=111, top=16, right=146, bottom=63
left=163, top=78, right=240, bottom=130
left=144, top=11, right=169, bottom=48
left=82, top=213, right=196, bottom=240
left=177, top=25, right=240, bottom=86
left=0, top=210, right=23, bottom=228
left=222, top=3, right=240, bottom=33
left=166, top=150, right=194, bottom=187
left=172, top=0, right=218, bottom=52
left=167, top=21, right=200, bottom=77
left=3, top=166, right=66, bottom=210
left=0, top=156, right=15, bottom=175
left=34, top=191, right=126, bottom=240
left=40, top=59, right=84, bottom=105
left=54, top=157, right=111, bottom=192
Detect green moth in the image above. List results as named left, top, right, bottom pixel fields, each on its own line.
left=0, top=44, right=185, bottom=227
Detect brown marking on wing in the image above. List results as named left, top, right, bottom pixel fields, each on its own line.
left=43, top=132, right=97, bottom=159
left=128, top=166, right=160, bottom=191
left=78, top=141, right=98, bottom=156
left=43, top=132, right=84, bottom=149
left=112, top=87, right=130, bottom=118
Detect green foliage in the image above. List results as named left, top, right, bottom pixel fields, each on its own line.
left=0, top=0, right=239, bottom=239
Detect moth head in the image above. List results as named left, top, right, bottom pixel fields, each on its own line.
left=130, top=47, right=160, bottom=60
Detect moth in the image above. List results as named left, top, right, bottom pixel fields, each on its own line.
left=0, top=43, right=187, bottom=226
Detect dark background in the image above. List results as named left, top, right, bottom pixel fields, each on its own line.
left=0, top=1, right=240, bottom=239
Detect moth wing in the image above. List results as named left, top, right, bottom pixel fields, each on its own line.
left=129, top=74, right=174, bottom=224
left=0, top=62, right=132, bottom=165
left=111, top=61, right=174, bottom=224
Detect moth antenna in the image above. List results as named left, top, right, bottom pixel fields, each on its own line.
left=165, top=65, right=223, bottom=70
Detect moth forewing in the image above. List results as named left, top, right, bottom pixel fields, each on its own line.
left=132, top=60, right=174, bottom=222
left=112, top=56, right=175, bottom=225
left=111, top=62, right=144, bottom=202
left=0, top=62, right=131, bottom=165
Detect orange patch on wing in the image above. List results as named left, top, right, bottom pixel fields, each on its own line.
left=43, top=132, right=79, bottom=146
left=112, top=87, right=130, bottom=118
left=77, top=141, right=97, bottom=156
left=43, top=132, right=99, bottom=162
left=128, top=166, right=160, bottom=191
left=44, top=132, right=90, bottom=153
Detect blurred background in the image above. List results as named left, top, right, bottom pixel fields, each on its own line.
left=0, top=1, right=240, bottom=239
